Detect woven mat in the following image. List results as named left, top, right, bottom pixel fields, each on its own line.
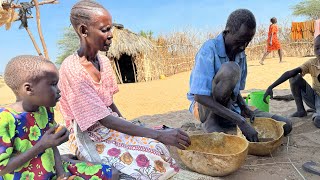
left=169, top=169, right=220, bottom=180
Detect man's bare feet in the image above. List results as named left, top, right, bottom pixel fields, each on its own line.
left=290, top=111, right=307, bottom=117
left=313, top=116, right=320, bottom=128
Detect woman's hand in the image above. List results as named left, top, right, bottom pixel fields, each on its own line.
left=39, top=126, right=69, bottom=150
left=157, top=128, right=191, bottom=150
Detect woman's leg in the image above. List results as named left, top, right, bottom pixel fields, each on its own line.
left=278, top=49, right=283, bottom=63
left=260, top=51, right=270, bottom=65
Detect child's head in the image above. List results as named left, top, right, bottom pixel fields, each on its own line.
left=270, top=17, right=277, bottom=24
left=4, top=55, right=60, bottom=107
left=314, top=35, right=320, bottom=59
left=70, top=0, right=113, bottom=52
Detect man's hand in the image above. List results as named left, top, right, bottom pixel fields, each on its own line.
left=241, top=106, right=255, bottom=123
left=263, top=87, right=273, bottom=104
left=157, top=128, right=191, bottom=150
left=239, top=121, right=259, bottom=142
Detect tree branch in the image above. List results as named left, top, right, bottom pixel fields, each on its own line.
left=11, top=0, right=59, bottom=9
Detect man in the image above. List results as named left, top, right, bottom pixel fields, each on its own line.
left=187, top=9, right=292, bottom=142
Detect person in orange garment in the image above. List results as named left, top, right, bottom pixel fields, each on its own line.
left=260, top=17, right=283, bottom=65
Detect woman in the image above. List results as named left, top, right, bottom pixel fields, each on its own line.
left=58, top=1, right=191, bottom=179
left=260, top=17, right=283, bottom=65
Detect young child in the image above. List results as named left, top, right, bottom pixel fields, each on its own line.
left=0, top=55, right=115, bottom=179
left=264, top=35, right=320, bottom=128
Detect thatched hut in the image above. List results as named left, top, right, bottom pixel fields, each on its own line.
left=105, top=24, right=158, bottom=84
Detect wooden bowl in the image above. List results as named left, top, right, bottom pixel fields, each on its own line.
left=177, top=132, right=248, bottom=177
left=237, top=118, right=286, bottom=156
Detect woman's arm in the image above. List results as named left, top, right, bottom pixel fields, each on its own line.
left=99, top=115, right=191, bottom=149
left=109, top=103, right=123, bottom=118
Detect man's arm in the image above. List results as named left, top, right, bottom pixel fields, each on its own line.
left=195, top=94, right=258, bottom=142
left=194, top=95, right=246, bottom=125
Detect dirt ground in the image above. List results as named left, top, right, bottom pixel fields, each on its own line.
left=0, top=57, right=319, bottom=179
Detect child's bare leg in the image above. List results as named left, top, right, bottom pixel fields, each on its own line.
left=201, top=62, right=240, bottom=132
left=289, top=74, right=307, bottom=117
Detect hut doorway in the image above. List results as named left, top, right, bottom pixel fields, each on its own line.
left=116, top=54, right=137, bottom=83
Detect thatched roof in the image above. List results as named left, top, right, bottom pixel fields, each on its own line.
left=107, top=24, right=154, bottom=59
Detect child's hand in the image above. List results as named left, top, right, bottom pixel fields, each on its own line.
left=157, top=128, right=191, bottom=150
left=39, top=126, right=69, bottom=150
left=264, top=87, right=273, bottom=104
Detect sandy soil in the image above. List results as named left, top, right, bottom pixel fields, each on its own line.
left=0, top=57, right=319, bottom=179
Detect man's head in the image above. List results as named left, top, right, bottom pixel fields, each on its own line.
left=4, top=55, right=60, bottom=107
left=70, top=0, right=113, bottom=52
left=223, top=9, right=256, bottom=58
left=315, top=34, right=320, bottom=59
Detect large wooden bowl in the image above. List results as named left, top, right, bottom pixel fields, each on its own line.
left=237, top=118, right=286, bottom=156
left=177, top=132, right=248, bottom=177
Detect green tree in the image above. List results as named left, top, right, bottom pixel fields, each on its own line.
left=291, top=0, right=320, bottom=20
left=56, top=27, right=79, bottom=64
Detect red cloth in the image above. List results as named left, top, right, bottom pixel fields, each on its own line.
left=267, top=24, right=281, bottom=52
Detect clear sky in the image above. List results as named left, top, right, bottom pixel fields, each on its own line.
left=0, top=0, right=306, bottom=73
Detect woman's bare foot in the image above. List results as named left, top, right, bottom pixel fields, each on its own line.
left=259, top=61, right=264, bottom=65
left=290, top=111, right=307, bottom=117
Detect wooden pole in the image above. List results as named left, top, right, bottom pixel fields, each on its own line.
left=111, top=59, right=123, bottom=84
left=25, top=27, right=43, bottom=56
left=131, top=57, right=137, bottom=83
left=33, top=0, right=49, bottom=59
left=115, top=60, right=123, bottom=84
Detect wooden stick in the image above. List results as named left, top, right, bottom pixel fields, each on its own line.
left=115, top=60, right=123, bottom=84
left=243, top=162, right=297, bottom=167
left=288, top=158, right=306, bottom=180
left=131, top=57, right=137, bottom=83
left=111, top=59, right=122, bottom=84
left=32, top=0, right=49, bottom=59
left=25, top=26, right=43, bottom=56
left=11, top=0, right=59, bottom=8
left=286, top=136, right=290, bottom=153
